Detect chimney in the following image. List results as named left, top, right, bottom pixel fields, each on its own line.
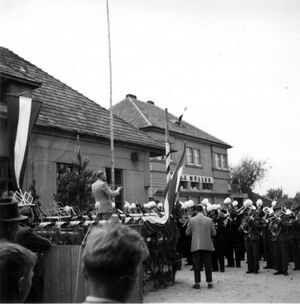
left=147, top=100, right=154, bottom=105
left=126, top=94, right=137, bottom=100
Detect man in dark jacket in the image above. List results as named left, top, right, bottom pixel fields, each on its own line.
left=290, top=206, right=300, bottom=270
left=240, top=208, right=261, bottom=274
left=275, top=213, right=291, bottom=276
left=212, top=210, right=226, bottom=272
left=16, top=207, right=51, bottom=302
left=16, top=207, right=51, bottom=252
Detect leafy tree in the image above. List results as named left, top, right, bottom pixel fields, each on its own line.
left=265, top=187, right=288, bottom=202
left=54, top=150, right=95, bottom=211
left=230, top=157, right=268, bottom=194
left=294, top=192, right=300, bottom=204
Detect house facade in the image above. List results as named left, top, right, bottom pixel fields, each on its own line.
left=113, top=95, right=232, bottom=205
left=0, top=47, right=165, bottom=209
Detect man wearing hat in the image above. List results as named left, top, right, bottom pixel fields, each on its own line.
left=16, top=207, right=51, bottom=252
left=0, top=197, right=28, bottom=241
left=92, top=170, right=122, bottom=221
left=0, top=198, right=51, bottom=302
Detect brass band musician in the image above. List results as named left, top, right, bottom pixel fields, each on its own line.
left=239, top=199, right=261, bottom=274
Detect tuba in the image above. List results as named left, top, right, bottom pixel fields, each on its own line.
left=262, top=206, right=274, bottom=223
left=269, top=214, right=282, bottom=237
left=219, top=208, right=231, bottom=226
left=263, top=206, right=273, bottom=216
left=240, top=215, right=253, bottom=234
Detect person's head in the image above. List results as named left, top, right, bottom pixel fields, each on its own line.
left=82, top=223, right=149, bottom=302
left=96, top=170, right=107, bottom=182
left=0, top=241, right=37, bottom=303
left=195, top=204, right=204, bottom=213
left=19, top=207, right=34, bottom=226
left=0, top=198, right=27, bottom=241
left=247, top=208, right=253, bottom=216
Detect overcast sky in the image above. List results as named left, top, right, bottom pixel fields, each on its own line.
left=1, top=0, right=300, bottom=196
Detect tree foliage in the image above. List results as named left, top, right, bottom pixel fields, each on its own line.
left=54, top=150, right=95, bottom=211
left=265, top=187, right=288, bottom=202
left=294, top=192, right=300, bottom=204
left=230, top=157, right=268, bottom=194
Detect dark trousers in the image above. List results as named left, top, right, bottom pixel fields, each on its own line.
left=259, top=236, right=264, bottom=260
left=192, top=250, right=212, bottom=283
left=276, top=240, right=290, bottom=273
left=245, top=239, right=260, bottom=272
left=290, top=239, right=300, bottom=269
left=224, top=244, right=235, bottom=267
left=212, top=242, right=225, bottom=271
left=233, top=245, right=244, bottom=267
left=272, top=240, right=280, bottom=271
left=186, top=236, right=193, bottom=264
left=263, top=236, right=273, bottom=267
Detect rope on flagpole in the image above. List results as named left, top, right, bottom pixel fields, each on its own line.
left=106, top=0, right=115, bottom=191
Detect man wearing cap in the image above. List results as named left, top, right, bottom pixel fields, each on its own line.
left=275, top=207, right=291, bottom=276
left=240, top=206, right=261, bottom=274
left=92, top=170, right=122, bottom=221
left=291, top=206, right=300, bottom=270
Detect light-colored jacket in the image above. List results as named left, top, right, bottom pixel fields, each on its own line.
left=186, top=212, right=216, bottom=252
left=91, top=179, right=119, bottom=214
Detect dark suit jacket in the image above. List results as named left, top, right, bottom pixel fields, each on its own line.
left=186, top=213, right=216, bottom=252
left=16, top=225, right=51, bottom=252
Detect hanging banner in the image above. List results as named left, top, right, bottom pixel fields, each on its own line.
left=142, top=141, right=186, bottom=231
left=7, top=95, right=42, bottom=189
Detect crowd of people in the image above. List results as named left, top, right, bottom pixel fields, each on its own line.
left=0, top=195, right=149, bottom=303
left=1, top=175, right=300, bottom=303
left=175, top=197, right=300, bottom=289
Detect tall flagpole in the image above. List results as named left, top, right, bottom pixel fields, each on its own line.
left=165, top=109, right=171, bottom=183
left=106, top=0, right=115, bottom=191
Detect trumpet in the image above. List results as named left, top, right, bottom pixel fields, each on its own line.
left=274, top=207, right=287, bottom=218
left=236, top=205, right=247, bottom=215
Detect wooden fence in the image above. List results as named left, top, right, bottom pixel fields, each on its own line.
left=42, top=225, right=143, bottom=303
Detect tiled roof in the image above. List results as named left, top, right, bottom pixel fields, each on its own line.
left=113, top=98, right=232, bottom=148
left=0, top=47, right=165, bottom=153
left=0, top=61, right=41, bottom=85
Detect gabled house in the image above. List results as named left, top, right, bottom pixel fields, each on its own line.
left=0, top=47, right=165, bottom=208
left=113, top=94, right=232, bottom=204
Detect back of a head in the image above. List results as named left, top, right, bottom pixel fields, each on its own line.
left=83, top=223, right=149, bottom=302
left=0, top=241, right=37, bottom=303
left=196, top=204, right=203, bottom=213
left=96, top=170, right=105, bottom=180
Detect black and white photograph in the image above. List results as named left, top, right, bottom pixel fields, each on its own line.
left=0, top=0, right=300, bottom=303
